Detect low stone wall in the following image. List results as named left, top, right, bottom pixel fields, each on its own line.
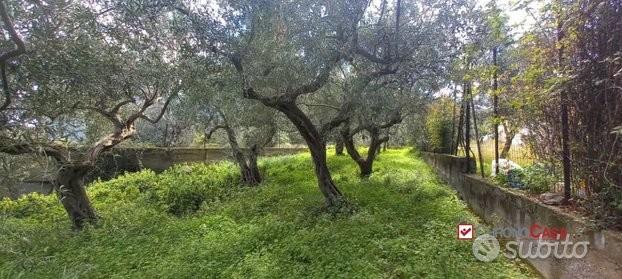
left=421, top=152, right=622, bottom=279
left=96, top=147, right=306, bottom=175
left=9, top=147, right=306, bottom=198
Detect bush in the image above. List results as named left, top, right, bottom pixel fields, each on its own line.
left=145, top=162, right=240, bottom=215
left=0, top=193, right=62, bottom=219
left=586, top=186, right=622, bottom=229
left=89, top=162, right=241, bottom=215
left=492, top=164, right=555, bottom=194
left=521, top=164, right=556, bottom=194
left=89, top=170, right=160, bottom=204
left=424, top=98, right=456, bottom=153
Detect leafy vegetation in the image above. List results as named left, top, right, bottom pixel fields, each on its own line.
left=520, top=164, right=557, bottom=194
left=424, top=98, right=456, bottom=154
left=0, top=150, right=536, bottom=278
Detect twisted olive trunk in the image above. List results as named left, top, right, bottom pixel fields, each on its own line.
left=248, top=146, right=262, bottom=184
left=272, top=102, right=343, bottom=206
left=55, top=165, right=97, bottom=229
left=58, top=124, right=135, bottom=229
left=335, top=138, right=344, bottom=156
left=223, top=125, right=262, bottom=186
left=342, top=128, right=387, bottom=177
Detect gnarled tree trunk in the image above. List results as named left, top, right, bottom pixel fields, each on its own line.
left=342, top=127, right=387, bottom=177
left=272, top=101, right=343, bottom=206
left=335, top=138, right=344, bottom=156
left=223, top=126, right=262, bottom=186
left=55, top=164, right=97, bottom=229
left=248, top=145, right=262, bottom=184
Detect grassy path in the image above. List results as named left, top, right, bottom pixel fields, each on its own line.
left=1, top=149, right=537, bottom=278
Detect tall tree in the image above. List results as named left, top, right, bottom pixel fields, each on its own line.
left=484, top=0, right=511, bottom=174
left=183, top=61, right=278, bottom=185
left=0, top=0, right=187, bottom=228
left=172, top=0, right=393, bottom=206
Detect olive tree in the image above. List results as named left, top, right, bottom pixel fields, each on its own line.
left=0, top=0, right=187, bottom=228
left=170, top=0, right=369, bottom=206
left=182, top=62, right=277, bottom=186
left=170, top=0, right=465, bottom=205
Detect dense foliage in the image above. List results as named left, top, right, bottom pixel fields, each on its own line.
left=424, top=98, right=456, bottom=154
left=423, top=0, right=622, bottom=229
left=0, top=150, right=535, bottom=278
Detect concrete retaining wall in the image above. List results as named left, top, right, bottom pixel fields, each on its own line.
left=8, top=147, right=306, bottom=198
left=95, top=147, right=306, bottom=174
left=421, top=152, right=622, bottom=279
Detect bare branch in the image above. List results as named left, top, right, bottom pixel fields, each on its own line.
left=0, top=142, right=69, bottom=163
left=291, top=53, right=342, bottom=97
left=0, top=0, right=26, bottom=63
left=139, top=89, right=180, bottom=124
left=205, top=125, right=227, bottom=140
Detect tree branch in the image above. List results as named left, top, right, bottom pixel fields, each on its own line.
left=290, top=53, right=342, bottom=98
left=205, top=125, right=227, bottom=140
left=139, top=89, right=180, bottom=124
left=298, top=102, right=341, bottom=111
left=378, top=111, right=402, bottom=129
left=83, top=105, right=124, bottom=128
left=0, top=142, right=69, bottom=164
left=0, top=63, right=9, bottom=111
left=0, top=0, right=26, bottom=63
left=319, top=103, right=353, bottom=138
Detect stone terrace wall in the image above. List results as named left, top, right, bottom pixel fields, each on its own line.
left=8, top=147, right=306, bottom=198
left=421, top=152, right=622, bottom=279
left=95, top=147, right=306, bottom=175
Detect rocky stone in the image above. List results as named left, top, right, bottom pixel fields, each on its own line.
left=539, top=192, right=565, bottom=205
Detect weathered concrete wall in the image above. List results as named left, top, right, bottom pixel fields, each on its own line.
left=421, top=152, right=622, bottom=279
left=95, top=147, right=306, bottom=175
left=8, top=147, right=306, bottom=198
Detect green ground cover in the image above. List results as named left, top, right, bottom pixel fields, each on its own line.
left=0, top=149, right=537, bottom=278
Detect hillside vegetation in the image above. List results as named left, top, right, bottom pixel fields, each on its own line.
left=0, top=149, right=536, bottom=278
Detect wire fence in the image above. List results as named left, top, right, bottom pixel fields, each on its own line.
left=456, top=140, right=592, bottom=197
left=457, top=140, right=534, bottom=175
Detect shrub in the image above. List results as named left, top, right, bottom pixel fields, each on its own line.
left=521, top=164, right=557, bottom=194
left=145, top=162, right=240, bottom=215
left=89, top=170, right=160, bottom=204
left=586, top=186, right=622, bottom=229
left=506, top=169, right=525, bottom=189
left=424, top=98, right=456, bottom=154
left=0, top=193, right=62, bottom=219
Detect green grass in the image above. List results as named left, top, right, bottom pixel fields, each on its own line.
left=0, top=149, right=537, bottom=278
